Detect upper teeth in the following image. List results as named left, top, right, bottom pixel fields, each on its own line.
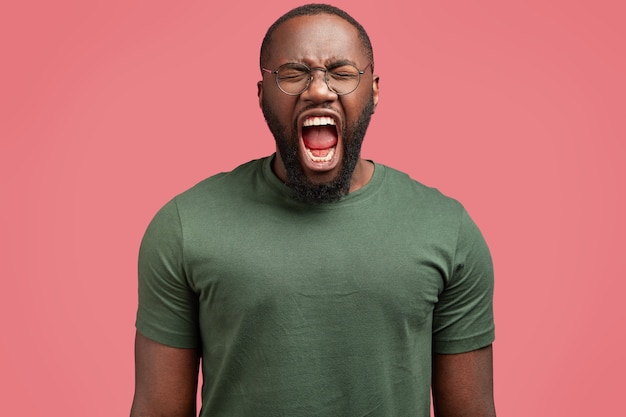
left=303, top=116, right=335, bottom=127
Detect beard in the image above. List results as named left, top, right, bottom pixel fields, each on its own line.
left=262, top=97, right=375, bottom=204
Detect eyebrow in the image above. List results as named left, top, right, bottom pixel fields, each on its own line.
left=324, top=59, right=359, bottom=69
left=286, top=58, right=359, bottom=69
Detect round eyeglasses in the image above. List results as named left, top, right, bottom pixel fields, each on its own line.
left=261, top=62, right=373, bottom=96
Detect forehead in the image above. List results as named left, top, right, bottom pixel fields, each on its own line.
left=268, top=14, right=365, bottom=65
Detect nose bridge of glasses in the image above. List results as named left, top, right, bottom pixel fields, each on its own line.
left=306, top=67, right=335, bottom=95
left=309, top=67, right=329, bottom=82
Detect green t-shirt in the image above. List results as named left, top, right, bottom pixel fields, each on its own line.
left=136, top=156, right=494, bottom=416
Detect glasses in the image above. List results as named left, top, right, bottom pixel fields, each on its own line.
left=261, top=62, right=373, bottom=96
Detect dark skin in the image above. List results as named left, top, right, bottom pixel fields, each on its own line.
left=131, top=13, right=495, bottom=417
left=432, top=345, right=496, bottom=417
left=258, top=14, right=379, bottom=192
left=130, top=332, right=199, bottom=417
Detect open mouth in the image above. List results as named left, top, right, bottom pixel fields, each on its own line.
left=301, top=116, right=338, bottom=164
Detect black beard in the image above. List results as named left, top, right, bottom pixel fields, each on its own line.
left=262, top=97, right=375, bottom=204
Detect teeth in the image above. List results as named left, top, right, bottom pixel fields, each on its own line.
left=305, top=147, right=335, bottom=163
left=303, top=116, right=336, bottom=127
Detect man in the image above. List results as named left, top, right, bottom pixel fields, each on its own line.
left=131, top=4, right=496, bottom=417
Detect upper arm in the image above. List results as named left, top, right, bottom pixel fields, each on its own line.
left=133, top=200, right=201, bottom=416
left=136, top=200, right=200, bottom=349
left=432, top=344, right=496, bottom=417
left=130, top=331, right=200, bottom=417
left=433, top=209, right=495, bottom=355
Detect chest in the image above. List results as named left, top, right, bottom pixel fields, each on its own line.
left=182, top=203, right=455, bottom=332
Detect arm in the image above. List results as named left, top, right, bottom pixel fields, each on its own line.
left=130, top=331, right=200, bottom=417
left=432, top=344, right=496, bottom=417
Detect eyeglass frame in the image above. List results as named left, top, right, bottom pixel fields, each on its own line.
left=261, top=62, right=373, bottom=96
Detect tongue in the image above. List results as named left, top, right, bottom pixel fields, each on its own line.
left=302, top=126, right=338, bottom=150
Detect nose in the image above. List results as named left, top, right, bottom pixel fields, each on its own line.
left=301, top=68, right=337, bottom=102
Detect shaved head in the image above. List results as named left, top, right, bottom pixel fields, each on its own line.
left=260, top=3, right=374, bottom=71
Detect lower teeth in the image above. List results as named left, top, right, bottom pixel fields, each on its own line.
left=305, top=147, right=335, bottom=162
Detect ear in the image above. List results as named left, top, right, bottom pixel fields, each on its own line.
left=257, top=81, right=264, bottom=109
left=372, top=75, right=380, bottom=113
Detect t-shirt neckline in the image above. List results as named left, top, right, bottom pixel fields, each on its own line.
left=261, top=154, right=385, bottom=208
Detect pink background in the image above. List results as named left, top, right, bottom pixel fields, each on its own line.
left=2, top=0, right=624, bottom=415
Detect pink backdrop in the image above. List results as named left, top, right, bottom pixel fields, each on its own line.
left=2, top=0, right=624, bottom=415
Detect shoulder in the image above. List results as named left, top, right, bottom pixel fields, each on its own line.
left=170, top=157, right=269, bottom=211
left=142, top=157, right=269, bottom=235
left=181, top=157, right=265, bottom=197
left=376, top=163, right=465, bottom=218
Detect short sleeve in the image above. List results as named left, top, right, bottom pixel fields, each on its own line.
left=432, top=209, right=495, bottom=354
left=135, top=198, right=200, bottom=348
